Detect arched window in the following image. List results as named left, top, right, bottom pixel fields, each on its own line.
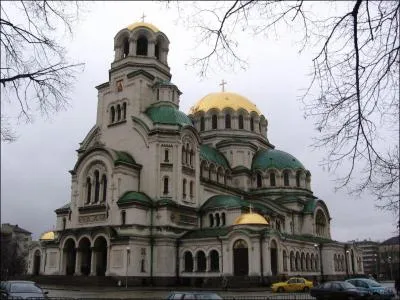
left=250, top=117, right=254, bottom=131
left=110, top=107, right=115, bottom=123
left=315, top=210, right=327, bottom=237
left=86, top=177, right=91, bottom=204
left=157, top=89, right=160, bottom=100
left=123, top=38, right=129, bottom=58
left=200, top=116, right=205, bottom=131
left=210, top=250, right=219, bottom=271
left=283, top=250, right=288, bottom=271
left=225, top=114, right=231, bottom=128
left=62, top=217, right=66, bottom=230
left=256, top=173, right=262, bottom=188
left=215, top=213, right=220, bottom=227
left=136, top=36, right=148, bottom=55
left=189, top=181, right=194, bottom=198
left=259, top=122, right=262, bottom=133
left=155, top=42, right=160, bottom=60
left=122, top=102, right=127, bottom=120
left=270, top=172, right=276, bottom=186
left=197, top=251, right=206, bottom=272
left=296, top=171, right=301, bottom=187
left=163, top=177, right=169, bottom=194
left=212, top=114, right=218, bottom=129
left=101, top=174, right=107, bottom=202
left=284, top=171, right=290, bottom=186
left=221, top=213, right=226, bottom=226
left=94, top=170, right=100, bottom=203
left=290, top=252, right=295, bottom=271
left=117, top=104, right=121, bottom=121
left=184, top=251, right=193, bottom=272
left=164, top=149, right=169, bottom=162
left=209, top=214, right=214, bottom=227
left=189, top=150, right=193, bottom=166
left=182, top=179, right=187, bottom=197
left=295, top=252, right=300, bottom=271
left=185, top=144, right=189, bottom=164
left=239, top=115, right=244, bottom=129
left=141, top=259, right=145, bottom=272
left=121, top=210, right=126, bottom=225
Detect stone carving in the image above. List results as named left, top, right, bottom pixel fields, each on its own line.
left=78, top=213, right=106, bottom=223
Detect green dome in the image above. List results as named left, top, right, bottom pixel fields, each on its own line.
left=200, top=145, right=230, bottom=168
left=201, top=195, right=248, bottom=211
left=252, top=149, right=305, bottom=170
left=145, top=104, right=193, bottom=127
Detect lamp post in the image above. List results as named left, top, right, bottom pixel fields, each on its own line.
left=387, top=256, right=393, bottom=280
left=314, top=243, right=324, bottom=282
left=345, top=250, right=350, bottom=278
left=126, top=246, right=130, bottom=288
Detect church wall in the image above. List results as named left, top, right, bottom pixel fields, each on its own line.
left=153, top=238, right=176, bottom=277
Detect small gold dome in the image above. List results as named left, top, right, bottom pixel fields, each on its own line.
left=234, top=213, right=269, bottom=225
left=189, top=92, right=261, bottom=115
left=40, top=231, right=55, bottom=241
left=127, top=22, right=159, bottom=33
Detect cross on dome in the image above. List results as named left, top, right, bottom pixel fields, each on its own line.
left=220, top=79, right=227, bottom=92
left=141, top=12, right=146, bottom=22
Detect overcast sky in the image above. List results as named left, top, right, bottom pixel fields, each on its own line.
left=1, top=1, right=397, bottom=242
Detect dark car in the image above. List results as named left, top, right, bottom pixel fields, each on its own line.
left=346, top=278, right=395, bottom=300
left=310, top=281, right=371, bottom=300
left=166, top=291, right=222, bottom=299
left=0, top=280, right=48, bottom=299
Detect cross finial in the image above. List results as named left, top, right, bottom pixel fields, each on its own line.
left=219, top=79, right=227, bottom=92
left=141, top=12, right=146, bottom=22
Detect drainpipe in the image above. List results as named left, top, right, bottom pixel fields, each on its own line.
left=259, top=234, right=264, bottom=285
left=150, top=206, right=154, bottom=285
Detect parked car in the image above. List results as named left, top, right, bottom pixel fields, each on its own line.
left=0, top=280, right=48, bottom=299
left=166, top=291, right=222, bottom=299
left=310, top=281, right=371, bottom=300
left=346, top=278, right=395, bottom=300
left=271, top=277, right=314, bottom=293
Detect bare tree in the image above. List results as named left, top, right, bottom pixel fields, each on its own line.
left=1, top=1, right=86, bottom=142
left=170, top=1, right=399, bottom=217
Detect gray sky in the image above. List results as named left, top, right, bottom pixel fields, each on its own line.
left=1, top=1, right=397, bottom=241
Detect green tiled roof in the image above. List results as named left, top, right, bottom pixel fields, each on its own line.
left=112, top=150, right=136, bottom=165
left=182, top=227, right=232, bottom=239
left=303, top=198, right=317, bottom=213
left=145, top=105, right=193, bottom=126
left=201, top=195, right=247, bottom=211
left=282, top=233, right=337, bottom=244
left=252, top=149, right=305, bottom=170
left=117, top=191, right=152, bottom=207
left=200, top=145, right=230, bottom=168
left=155, top=198, right=178, bottom=207
left=54, top=202, right=71, bottom=213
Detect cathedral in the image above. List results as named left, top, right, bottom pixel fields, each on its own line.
left=28, top=21, right=363, bottom=286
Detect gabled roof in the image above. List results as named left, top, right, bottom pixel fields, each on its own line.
left=200, top=145, right=230, bottom=169
left=55, top=203, right=71, bottom=214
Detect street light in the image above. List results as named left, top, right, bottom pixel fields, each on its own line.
left=387, top=256, right=393, bottom=280
left=314, top=243, right=324, bottom=282
left=126, top=247, right=130, bottom=288
left=345, top=250, right=350, bottom=278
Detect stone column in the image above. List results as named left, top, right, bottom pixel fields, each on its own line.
left=74, top=248, right=81, bottom=275
left=129, top=39, right=137, bottom=56
left=90, top=248, right=96, bottom=276
left=206, top=254, right=210, bottom=272
left=148, top=41, right=156, bottom=57
left=105, top=245, right=111, bottom=276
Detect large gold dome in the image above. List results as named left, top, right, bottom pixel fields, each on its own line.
left=40, top=231, right=55, bottom=241
left=234, top=213, right=269, bottom=225
left=127, top=22, right=159, bottom=33
left=189, top=92, right=261, bottom=115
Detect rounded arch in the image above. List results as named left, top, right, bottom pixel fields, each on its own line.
left=270, top=239, right=278, bottom=276
left=183, top=250, right=194, bottom=272
left=315, top=208, right=329, bottom=237
left=209, top=249, right=220, bottom=272
left=300, top=252, right=306, bottom=271
left=290, top=250, right=295, bottom=271
left=306, top=253, right=311, bottom=271
left=93, top=235, right=108, bottom=276
left=233, top=238, right=249, bottom=276
left=195, top=250, right=207, bottom=272
left=295, top=251, right=301, bottom=271
left=61, top=236, right=77, bottom=249
left=33, top=249, right=41, bottom=275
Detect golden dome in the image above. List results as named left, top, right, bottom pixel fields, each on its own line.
left=234, top=213, right=269, bottom=225
left=189, top=92, right=262, bottom=115
left=40, top=231, right=55, bottom=241
left=127, top=22, right=159, bottom=33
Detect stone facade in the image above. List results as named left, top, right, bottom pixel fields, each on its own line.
left=28, top=21, right=363, bottom=285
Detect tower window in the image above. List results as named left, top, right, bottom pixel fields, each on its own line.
left=225, top=114, right=231, bottom=129
left=123, top=38, right=129, bottom=58
left=209, top=214, right=214, bottom=227
left=110, top=107, right=115, bottom=123
left=239, top=115, right=244, bottom=129
left=117, top=105, right=121, bottom=121
left=121, top=210, right=126, bottom=225
left=189, top=181, right=194, bottom=198
left=182, top=179, right=187, bottom=197
left=122, top=102, right=127, bottom=120
left=212, top=115, right=218, bottom=129
left=250, top=117, right=254, bottom=131
left=259, top=122, right=262, bottom=133
left=200, top=116, right=205, bottom=131
left=163, top=177, right=169, bottom=194
left=86, top=177, right=91, bottom=204
left=164, top=149, right=169, bottom=162
left=296, top=171, right=301, bottom=187
left=270, top=172, right=276, bottom=186
left=136, top=36, right=148, bottom=56
left=284, top=172, right=290, bottom=186
left=221, top=213, right=226, bottom=226
left=155, top=42, right=160, bottom=60
left=101, top=174, right=107, bottom=202
left=94, top=170, right=100, bottom=203
left=256, top=173, right=262, bottom=188
left=62, top=217, right=66, bottom=230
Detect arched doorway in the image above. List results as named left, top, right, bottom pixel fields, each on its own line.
left=33, top=250, right=41, bottom=275
left=79, top=238, right=91, bottom=276
left=63, top=239, right=76, bottom=275
left=93, top=236, right=108, bottom=276
left=270, top=240, right=278, bottom=276
left=233, top=239, right=248, bottom=276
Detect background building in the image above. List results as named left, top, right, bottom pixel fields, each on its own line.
left=353, top=240, right=380, bottom=277
left=379, top=235, right=399, bottom=280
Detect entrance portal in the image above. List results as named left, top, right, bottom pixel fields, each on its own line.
left=33, top=250, right=41, bottom=275
left=233, top=239, right=249, bottom=276
left=270, top=240, right=278, bottom=276
left=63, top=239, right=76, bottom=275
left=94, top=236, right=107, bottom=276
left=79, top=238, right=91, bottom=276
